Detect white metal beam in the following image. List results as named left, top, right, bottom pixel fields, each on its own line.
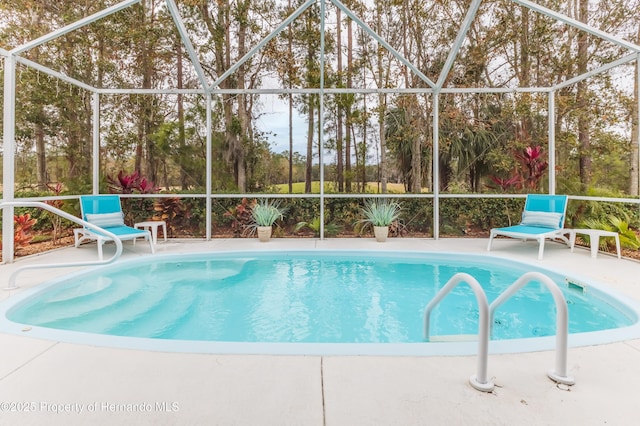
left=16, top=56, right=96, bottom=92
left=96, top=88, right=204, bottom=95
left=637, top=54, right=640, bottom=200
left=548, top=93, right=556, bottom=194
left=552, top=53, right=637, bottom=91
left=92, top=93, right=101, bottom=195
left=332, top=0, right=436, bottom=89
left=206, top=94, right=212, bottom=240
left=512, top=0, right=640, bottom=53
left=91, top=86, right=553, bottom=95
left=436, top=0, right=484, bottom=89
left=10, top=0, right=142, bottom=55
left=2, top=55, right=17, bottom=263
left=432, top=94, right=440, bottom=239
left=210, top=0, right=315, bottom=90
left=319, top=0, right=326, bottom=239
left=165, top=0, right=210, bottom=90
left=204, top=87, right=549, bottom=95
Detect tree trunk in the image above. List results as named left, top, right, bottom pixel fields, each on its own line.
left=629, top=23, right=640, bottom=196
left=305, top=98, right=315, bottom=193
left=205, top=0, right=245, bottom=191
left=376, top=1, right=387, bottom=193
left=177, top=37, right=187, bottom=190
left=577, top=0, right=591, bottom=191
left=29, top=17, right=47, bottom=188
left=234, top=0, right=250, bottom=192
left=345, top=15, right=353, bottom=193
left=519, top=6, right=533, bottom=139
left=287, top=0, right=294, bottom=194
left=361, top=96, right=368, bottom=188
left=411, top=121, right=421, bottom=193
left=289, top=93, right=294, bottom=193
left=401, top=4, right=421, bottom=193
left=336, top=8, right=344, bottom=192
left=136, top=0, right=157, bottom=180
left=35, top=116, right=47, bottom=188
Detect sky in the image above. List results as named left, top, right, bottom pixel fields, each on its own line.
left=256, top=95, right=309, bottom=155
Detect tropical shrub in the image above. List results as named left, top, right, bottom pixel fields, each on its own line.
left=580, top=215, right=640, bottom=251
left=14, top=213, right=38, bottom=247
left=294, top=217, right=343, bottom=237
left=107, top=170, right=158, bottom=194
left=153, top=197, right=190, bottom=237
left=222, top=198, right=256, bottom=237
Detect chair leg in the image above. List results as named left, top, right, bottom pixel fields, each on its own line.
left=537, top=238, right=545, bottom=260
left=97, top=239, right=104, bottom=261
left=487, top=232, right=495, bottom=251
left=148, top=234, right=155, bottom=254
left=74, top=229, right=81, bottom=247
left=74, top=229, right=92, bottom=247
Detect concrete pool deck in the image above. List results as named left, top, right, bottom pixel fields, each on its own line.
left=1, top=237, right=639, bottom=425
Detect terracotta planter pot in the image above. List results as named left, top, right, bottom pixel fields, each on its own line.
left=257, top=226, right=272, bottom=242
left=373, top=226, right=389, bottom=242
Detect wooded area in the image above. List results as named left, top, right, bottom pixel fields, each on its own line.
left=1, top=0, right=639, bottom=198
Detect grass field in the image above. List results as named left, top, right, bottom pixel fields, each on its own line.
left=273, top=182, right=412, bottom=194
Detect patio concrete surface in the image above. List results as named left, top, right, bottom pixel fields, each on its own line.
left=1, top=237, right=639, bottom=425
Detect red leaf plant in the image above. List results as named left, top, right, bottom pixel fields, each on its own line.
left=489, top=146, right=549, bottom=193
left=107, top=171, right=158, bottom=194
left=515, top=146, right=548, bottom=189
left=14, top=213, right=38, bottom=247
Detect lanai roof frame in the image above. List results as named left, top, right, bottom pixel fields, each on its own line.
left=2, top=0, right=640, bottom=263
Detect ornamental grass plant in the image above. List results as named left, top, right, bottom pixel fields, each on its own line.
left=355, top=199, right=402, bottom=232
left=250, top=199, right=287, bottom=227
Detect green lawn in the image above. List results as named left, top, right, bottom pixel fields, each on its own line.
left=273, top=181, right=410, bottom=194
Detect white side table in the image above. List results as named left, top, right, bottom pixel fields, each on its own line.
left=134, top=221, right=167, bottom=245
left=566, top=229, right=621, bottom=259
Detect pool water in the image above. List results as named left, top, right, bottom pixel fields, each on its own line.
left=5, top=251, right=635, bottom=344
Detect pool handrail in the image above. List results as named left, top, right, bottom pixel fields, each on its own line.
left=423, top=272, right=493, bottom=392
left=489, top=271, right=575, bottom=386
left=1, top=201, right=123, bottom=290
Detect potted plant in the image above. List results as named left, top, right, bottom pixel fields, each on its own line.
left=248, top=199, right=287, bottom=242
left=356, top=199, right=402, bottom=242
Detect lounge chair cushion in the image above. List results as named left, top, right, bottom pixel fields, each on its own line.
left=85, top=212, right=125, bottom=227
left=521, top=211, right=562, bottom=229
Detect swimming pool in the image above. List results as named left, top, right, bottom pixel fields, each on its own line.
left=1, top=250, right=639, bottom=355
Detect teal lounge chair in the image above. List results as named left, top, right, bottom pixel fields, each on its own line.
left=487, top=194, right=570, bottom=260
left=75, top=195, right=155, bottom=259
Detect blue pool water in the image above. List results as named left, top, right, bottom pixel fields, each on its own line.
left=2, top=251, right=637, bottom=350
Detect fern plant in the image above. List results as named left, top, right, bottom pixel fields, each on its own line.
left=294, top=217, right=343, bottom=237
left=580, top=215, right=640, bottom=251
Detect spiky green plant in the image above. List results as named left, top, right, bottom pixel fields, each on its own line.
left=250, top=199, right=287, bottom=227
left=355, top=199, right=402, bottom=233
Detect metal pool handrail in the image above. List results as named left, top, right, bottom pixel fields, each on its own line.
left=423, top=272, right=493, bottom=392
left=424, top=270, right=575, bottom=392
left=489, top=271, right=575, bottom=386
left=1, top=201, right=123, bottom=290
